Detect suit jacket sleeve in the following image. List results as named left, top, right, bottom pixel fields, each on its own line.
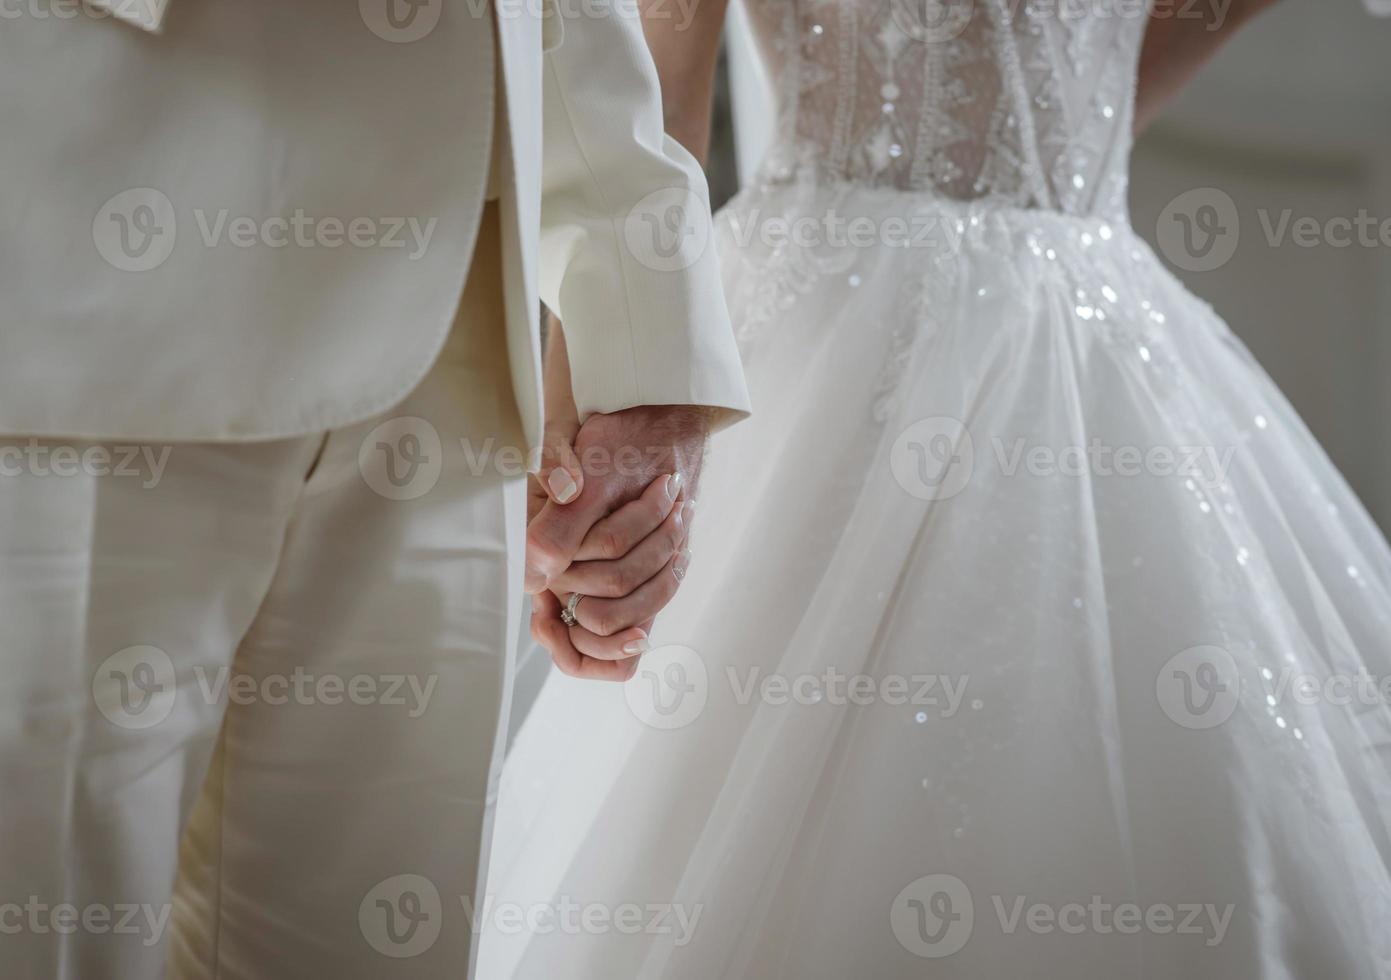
left=537, top=0, right=752, bottom=430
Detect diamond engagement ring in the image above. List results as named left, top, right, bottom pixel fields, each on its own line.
left=561, top=591, right=585, bottom=627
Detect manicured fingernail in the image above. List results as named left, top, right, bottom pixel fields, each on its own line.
left=622, top=637, right=651, bottom=656
left=673, top=549, right=691, bottom=582
left=680, top=501, right=695, bottom=528
left=548, top=468, right=578, bottom=503
left=665, top=472, right=683, bottom=501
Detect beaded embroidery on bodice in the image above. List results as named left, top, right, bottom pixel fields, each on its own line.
left=742, top=0, right=1149, bottom=218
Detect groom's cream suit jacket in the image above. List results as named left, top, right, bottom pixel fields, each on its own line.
left=0, top=0, right=749, bottom=446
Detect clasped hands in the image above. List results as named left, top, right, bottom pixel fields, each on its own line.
left=525, top=405, right=710, bottom=681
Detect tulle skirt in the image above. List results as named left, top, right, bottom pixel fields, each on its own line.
left=480, top=185, right=1391, bottom=979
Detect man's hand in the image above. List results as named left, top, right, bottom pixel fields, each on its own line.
left=525, top=404, right=711, bottom=679
left=526, top=404, right=709, bottom=590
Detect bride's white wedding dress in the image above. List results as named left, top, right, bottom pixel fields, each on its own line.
left=480, top=1, right=1391, bottom=976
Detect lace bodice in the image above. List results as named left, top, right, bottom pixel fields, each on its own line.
left=741, top=0, right=1149, bottom=218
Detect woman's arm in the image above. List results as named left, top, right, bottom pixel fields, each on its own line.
left=1135, top=0, right=1283, bottom=133
left=532, top=311, right=582, bottom=515
left=638, top=0, right=733, bottom=165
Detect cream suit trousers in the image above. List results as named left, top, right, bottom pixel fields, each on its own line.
left=0, top=204, right=526, bottom=980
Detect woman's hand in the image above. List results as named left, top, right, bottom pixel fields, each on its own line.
left=532, top=464, right=696, bottom=680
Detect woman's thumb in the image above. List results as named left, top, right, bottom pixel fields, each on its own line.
left=540, top=429, right=583, bottom=505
